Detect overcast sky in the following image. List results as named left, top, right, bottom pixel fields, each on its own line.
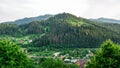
left=0, top=0, right=120, bottom=22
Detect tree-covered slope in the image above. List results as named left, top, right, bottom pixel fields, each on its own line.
left=27, top=13, right=120, bottom=48
left=0, top=13, right=120, bottom=48
left=91, top=18, right=120, bottom=24
left=2, top=14, right=53, bottom=25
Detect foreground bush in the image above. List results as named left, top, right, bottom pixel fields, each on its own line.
left=0, top=40, right=33, bottom=68
left=38, top=58, right=79, bottom=68
left=86, top=40, right=120, bottom=68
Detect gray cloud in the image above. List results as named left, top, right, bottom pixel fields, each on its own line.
left=0, top=0, right=33, bottom=22
left=0, top=0, right=120, bottom=22
left=83, top=0, right=120, bottom=19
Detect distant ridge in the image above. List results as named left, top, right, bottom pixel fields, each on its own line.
left=92, top=18, right=120, bottom=24
left=2, top=14, right=53, bottom=25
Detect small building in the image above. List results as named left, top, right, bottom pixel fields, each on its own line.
left=75, top=59, right=85, bottom=68
left=29, top=40, right=32, bottom=43
left=71, top=59, right=77, bottom=63
left=53, top=52, right=60, bottom=57
left=60, top=56, right=65, bottom=59
left=64, top=59, right=71, bottom=63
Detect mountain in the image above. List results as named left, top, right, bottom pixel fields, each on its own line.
left=92, top=18, right=120, bottom=24
left=0, top=13, right=120, bottom=48
left=3, top=14, right=53, bottom=25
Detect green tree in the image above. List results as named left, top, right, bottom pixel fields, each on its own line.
left=86, top=40, right=120, bottom=68
left=38, top=58, right=79, bottom=68
left=38, top=58, right=69, bottom=68
left=0, top=40, right=33, bottom=68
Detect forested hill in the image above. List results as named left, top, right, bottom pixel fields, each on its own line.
left=0, top=13, right=120, bottom=48
left=2, top=14, right=53, bottom=25
left=92, top=18, right=120, bottom=24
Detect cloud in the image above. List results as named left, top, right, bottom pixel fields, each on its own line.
left=0, top=0, right=89, bottom=22
left=0, top=0, right=120, bottom=22
left=83, top=0, right=120, bottom=19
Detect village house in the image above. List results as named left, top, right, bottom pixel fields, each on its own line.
left=75, top=59, right=85, bottom=68
left=53, top=52, right=61, bottom=57
left=71, top=59, right=77, bottom=63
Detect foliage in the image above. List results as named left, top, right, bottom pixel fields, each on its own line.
left=86, top=40, right=120, bottom=68
left=0, top=40, right=33, bottom=68
left=38, top=58, right=79, bottom=68
left=0, top=13, right=120, bottom=48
